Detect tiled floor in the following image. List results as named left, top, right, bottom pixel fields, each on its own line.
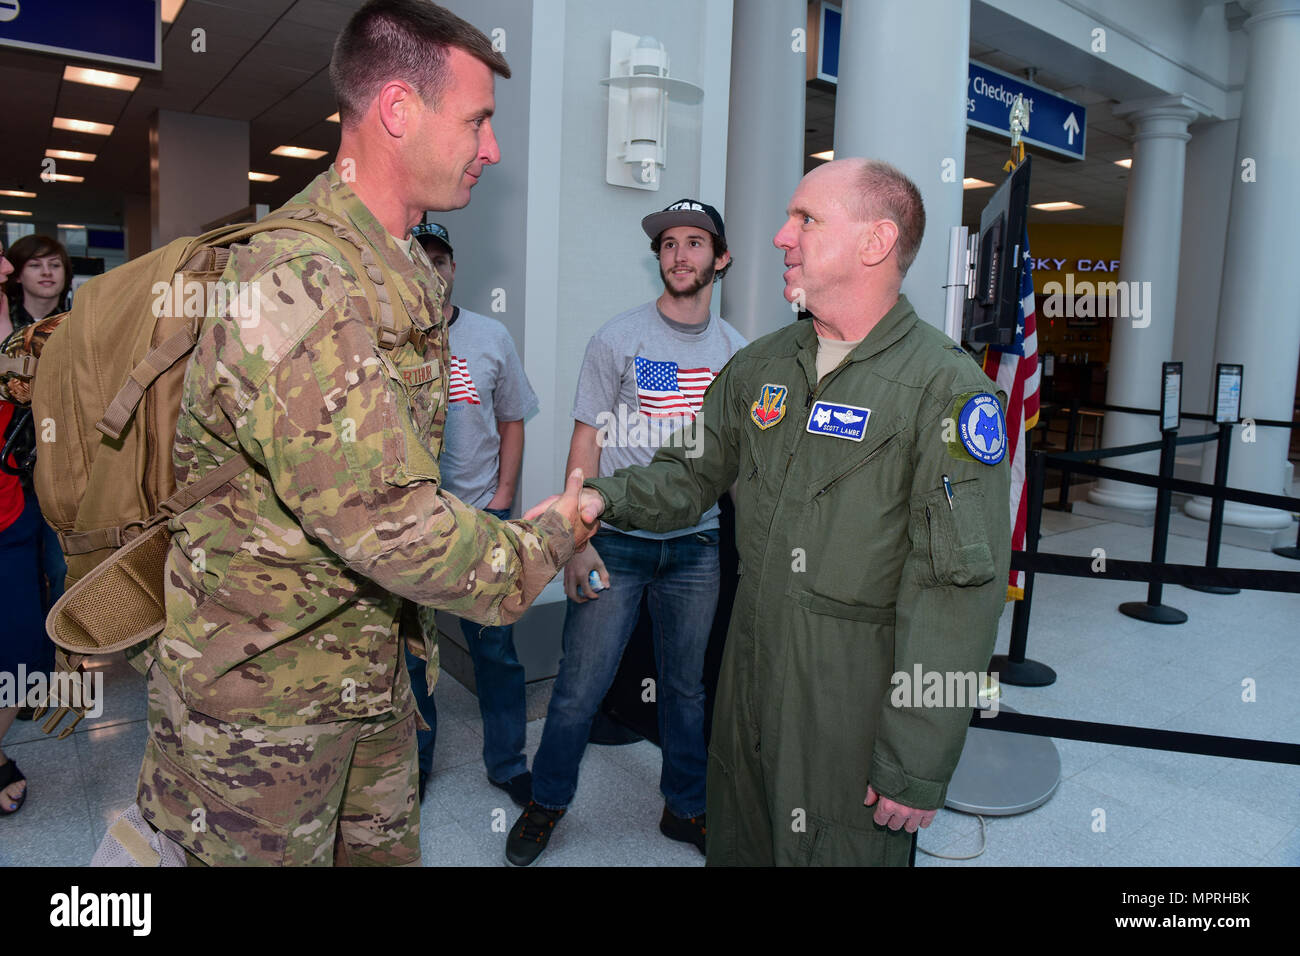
left=2, top=513, right=1296, bottom=867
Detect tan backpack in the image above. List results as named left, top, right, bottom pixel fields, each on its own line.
left=0, top=205, right=418, bottom=735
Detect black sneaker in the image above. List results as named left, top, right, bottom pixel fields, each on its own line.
left=489, top=771, right=532, bottom=809
left=659, top=806, right=706, bottom=854
left=505, top=802, right=565, bottom=867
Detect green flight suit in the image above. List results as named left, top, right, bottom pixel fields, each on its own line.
left=588, top=295, right=1011, bottom=866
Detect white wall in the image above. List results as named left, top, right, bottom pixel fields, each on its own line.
left=522, top=0, right=733, bottom=515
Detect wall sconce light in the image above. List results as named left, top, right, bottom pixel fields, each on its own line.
left=600, top=31, right=703, bottom=191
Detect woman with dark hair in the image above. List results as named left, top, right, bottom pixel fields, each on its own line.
left=0, top=234, right=69, bottom=615
left=3, top=233, right=72, bottom=329
left=0, top=240, right=55, bottom=815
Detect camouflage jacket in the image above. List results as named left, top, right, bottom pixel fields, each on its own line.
left=158, top=165, right=573, bottom=725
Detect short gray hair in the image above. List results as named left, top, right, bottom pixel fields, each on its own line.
left=847, top=160, right=926, bottom=276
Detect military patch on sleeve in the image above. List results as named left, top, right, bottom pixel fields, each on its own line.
left=948, top=392, right=1007, bottom=464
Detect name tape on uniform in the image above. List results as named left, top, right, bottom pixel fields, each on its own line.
left=806, top=401, right=871, bottom=441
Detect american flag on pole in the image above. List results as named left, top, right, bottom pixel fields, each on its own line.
left=981, top=228, right=1040, bottom=601
left=448, top=355, right=481, bottom=404
left=634, top=356, right=714, bottom=418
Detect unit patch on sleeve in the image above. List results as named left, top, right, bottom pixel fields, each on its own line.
left=750, top=383, right=788, bottom=430
left=805, top=401, right=870, bottom=441
left=952, top=392, right=1006, bottom=464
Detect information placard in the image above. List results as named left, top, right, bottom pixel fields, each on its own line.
left=1214, top=363, right=1243, bottom=425
left=1160, top=362, right=1182, bottom=433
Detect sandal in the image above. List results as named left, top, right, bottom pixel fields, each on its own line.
left=0, top=758, right=26, bottom=815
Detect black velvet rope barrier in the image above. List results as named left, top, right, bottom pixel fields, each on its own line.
left=1042, top=401, right=1297, bottom=430
left=969, top=710, right=1300, bottom=765
left=1040, top=456, right=1300, bottom=513
left=1011, top=551, right=1300, bottom=592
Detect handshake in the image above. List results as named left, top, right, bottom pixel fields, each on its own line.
left=525, top=468, right=605, bottom=554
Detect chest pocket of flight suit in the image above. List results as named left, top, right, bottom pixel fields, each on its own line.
left=915, top=478, right=995, bottom=587
left=377, top=348, right=444, bottom=486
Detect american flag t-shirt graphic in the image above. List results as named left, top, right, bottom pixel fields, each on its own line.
left=448, top=355, right=481, bottom=404
left=634, top=356, right=715, bottom=418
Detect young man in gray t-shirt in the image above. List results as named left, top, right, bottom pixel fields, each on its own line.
left=412, top=223, right=539, bottom=809
left=506, top=200, right=746, bottom=866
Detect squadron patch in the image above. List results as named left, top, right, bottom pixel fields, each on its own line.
left=955, top=392, right=1006, bottom=464
left=750, top=383, right=788, bottom=430
left=806, top=401, right=870, bottom=441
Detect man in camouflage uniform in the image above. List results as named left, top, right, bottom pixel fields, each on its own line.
left=134, top=0, right=595, bottom=866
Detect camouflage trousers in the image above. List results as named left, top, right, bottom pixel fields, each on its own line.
left=136, top=663, right=421, bottom=866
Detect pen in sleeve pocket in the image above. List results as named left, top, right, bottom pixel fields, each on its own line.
left=941, top=474, right=954, bottom=510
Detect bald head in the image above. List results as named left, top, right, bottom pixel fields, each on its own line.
left=819, top=158, right=926, bottom=277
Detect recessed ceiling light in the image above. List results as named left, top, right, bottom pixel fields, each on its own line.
left=53, top=117, right=115, bottom=136
left=45, top=148, right=97, bottom=162
left=963, top=178, right=995, bottom=190
left=46, top=174, right=85, bottom=183
left=1031, top=201, right=1085, bottom=211
left=57, top=223, right=86, bottom=230
left=1113, top=158, right=1132, bottom=168
left=271, top=145, right=328, bottom=160
left=0, top=210, right=33, bottom=217
left=161, top=0, right=186, bottom=23
left=248, top=171, right=280, bottom=182
left=0, top=190, right=36, bottom=199
left=326, top=112, right=340, bottom=123
left=63, top=66, right=140, bottom=91
left=809, top=150, right=834, bottom=161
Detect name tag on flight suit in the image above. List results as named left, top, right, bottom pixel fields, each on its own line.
left=806, top=401, right=871, bottom=441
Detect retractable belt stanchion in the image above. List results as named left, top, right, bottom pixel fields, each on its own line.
left=991, top=448, right=1057, bottom=687
left=1051, top=399, right=1079, bottom=512
left=1119, top=428, right=1189, bottom=624
left=1275, top=521, right=1300, bottom=561
left=1185, top=422, right=1240, bottom=595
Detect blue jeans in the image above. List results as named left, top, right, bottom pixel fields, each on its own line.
left=407, top=506, right=528, bottom=783
left=531, top=527, right=719, bottom=818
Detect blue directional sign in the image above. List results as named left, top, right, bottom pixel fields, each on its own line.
left=0, top=0, right=160, bottom=71
left=967, top=61, right=1086, bottom=161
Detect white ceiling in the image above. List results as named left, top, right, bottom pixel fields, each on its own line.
left=803, top=42, right=1141, bottom=227
left=0, top=1, right=1174, bottom=231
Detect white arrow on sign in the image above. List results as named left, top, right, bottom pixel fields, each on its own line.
left=1063, top=112, right=1080, bottom=146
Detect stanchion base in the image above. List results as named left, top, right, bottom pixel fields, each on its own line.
left=1119, top=602, right=1188, bottom=625
left=989, top=655, right=1057, bottom=687
left=1183, top=584, right=1240, bottom=595
left=1043, top=503, right=1073, bottom=513
left=1273, top=546, right=1300, bottom=561
left=945, top=705, right=1061, bottom=816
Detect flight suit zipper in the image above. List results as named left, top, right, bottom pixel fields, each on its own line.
left=812, top=436, right=897, bottom=499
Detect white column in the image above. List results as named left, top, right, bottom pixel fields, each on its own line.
left=832, top=0, right=968, bottom=327
left=722, top=0, right=806, bottom=341
left=1086, top=96, right=1201, bottom=513
left=1185, top=0, right=1300, bottom=530
left=150, top=110, right=249, bottom=247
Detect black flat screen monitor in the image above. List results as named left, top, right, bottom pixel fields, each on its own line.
left=964, top=155, right=1032, bottom=347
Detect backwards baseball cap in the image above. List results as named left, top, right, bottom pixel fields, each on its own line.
left=641, top=199, right=725, bottom=242
left=411, top=221, right=453, bottom=256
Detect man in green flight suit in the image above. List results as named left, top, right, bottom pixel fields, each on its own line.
left=132, top=0, right=596, bottom=866
left=528, top=158, right=1011, bottom=865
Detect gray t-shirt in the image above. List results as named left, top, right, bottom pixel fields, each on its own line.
left=572, top=300, right=747, bottom=540
left=441, top=307, right=539, bottom=510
